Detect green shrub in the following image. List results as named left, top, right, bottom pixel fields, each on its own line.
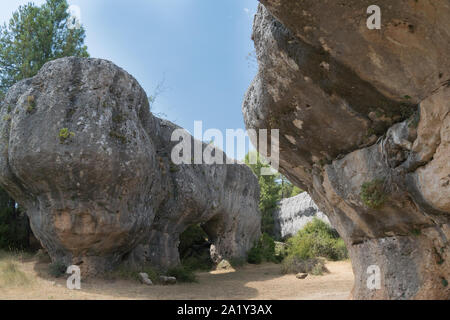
left=247, top=246, right=263, bottom=264
left=48, top=261, right=66, bottom=278
left=229, top=257, right=246, bottom=268
left=181, top=252, right=212, bottom=271
left=274, top=241, right=288, bottom=258
left=167, top=265, right=197, bottom=283
left=360, top=178, right=386, bottom=209
left=285, top=218, right=348, bottom=262
left=26, top=96, right=35, bottom=113
left=0, top=195, right=30, bottom=251
left=179, top=224, right=213, bottom=271
left=59, top=128, right=75, bottom=143
left=247, top=233, right=277, bottom=264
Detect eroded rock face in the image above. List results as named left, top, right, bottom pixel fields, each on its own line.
left=244, top=3, right=449, bottom=299
left=0, top=57, right=260, bottom=275
left=273, top=192, right=330, bottom=240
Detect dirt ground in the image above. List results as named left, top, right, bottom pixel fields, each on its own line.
left=0, top=255, right=354, bottom=300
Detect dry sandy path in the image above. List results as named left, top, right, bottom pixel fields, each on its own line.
left=0, top=257, right=354, bottom=300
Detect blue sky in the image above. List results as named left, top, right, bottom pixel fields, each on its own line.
left=0, top=0, right=259, bottom=159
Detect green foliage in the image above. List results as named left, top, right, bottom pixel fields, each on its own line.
left=228, top=257, right=246, bottom=268
left=0, top=0, right=89, bottom=94
left=281, top=219, right=347, bottom=276
left=244, top=151, right=304, bottom=237
left=26, top=96, right=35, bottom=113
left=179, top=224, right=213, bottom=271
left=247, top=233, right=277, bottom=264
left=360, top=178, right=386, bottom=209
left=279, top=175, right=303, bottom=199
left=0, top=190, right=29, bottom=251
left=245, top=151, right=279, bottom=236
left=167, top=265, right=197, bottom=283
left=285, top=218, right=348, bottom=262
left=59, top=127, right=74, bottom=143
left=48, top=261, right=66, bottom=278
left=247, top=246, right=262, bottom=264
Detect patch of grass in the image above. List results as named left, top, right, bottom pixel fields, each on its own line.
left=26, top=96, right=35, bottom=113
left=59, top=128, right=75, bottom=143
left=3, top=115, right=11, bottom=122
left=167, top=265, right=197, bottom=283
left=48, top=261, right=66, bottom=278
left=442, top=278, right=448, bottom=288
left=360, top=178, right=387, bottom=209
left=281, top=256, right=328, bottom=275
left=0, top=254, right=32, bottom=287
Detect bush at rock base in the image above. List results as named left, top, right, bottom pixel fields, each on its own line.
left=179, top=224, right=213, bottom=271
left=167, top=265, right=197, bottom=283
left=285, top=218, right=348, bottom=261
left=247, top=233, right=278, bottom=264
left=280, top=218, right=348, bottom=276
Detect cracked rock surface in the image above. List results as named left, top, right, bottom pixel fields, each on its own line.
left=273, top=192, right=330, bottom=240
left=244, top=2, right=449, bottom=299
left=0, top=57, right=261, bottom=275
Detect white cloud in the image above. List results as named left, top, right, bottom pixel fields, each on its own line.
left=243, top=8, right=250, bottom=13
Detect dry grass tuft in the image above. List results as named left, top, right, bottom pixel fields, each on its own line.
left=0, top=251, right=34, bottom=288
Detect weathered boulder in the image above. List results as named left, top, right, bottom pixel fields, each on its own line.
left=244, top=3, right=449, bottom=299
left=138, top=272, right=153, bottom=286
left=0, top=57, right=261, bottom=275
left=273, top=192, right=330, bottom=240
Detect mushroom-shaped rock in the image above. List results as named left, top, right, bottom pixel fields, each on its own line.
left=0, top=57, right=261, bottom=275
left=244, top=3, right=449, bottom=299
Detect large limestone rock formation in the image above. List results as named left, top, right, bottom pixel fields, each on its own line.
left=244, top=2, right=449, bottom=299
left=0, top=57, right=260, bottom=275
left=273, top=192, right=330, bottom=240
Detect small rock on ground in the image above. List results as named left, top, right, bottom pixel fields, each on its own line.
left=139, top=273, right=153, bottom=286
